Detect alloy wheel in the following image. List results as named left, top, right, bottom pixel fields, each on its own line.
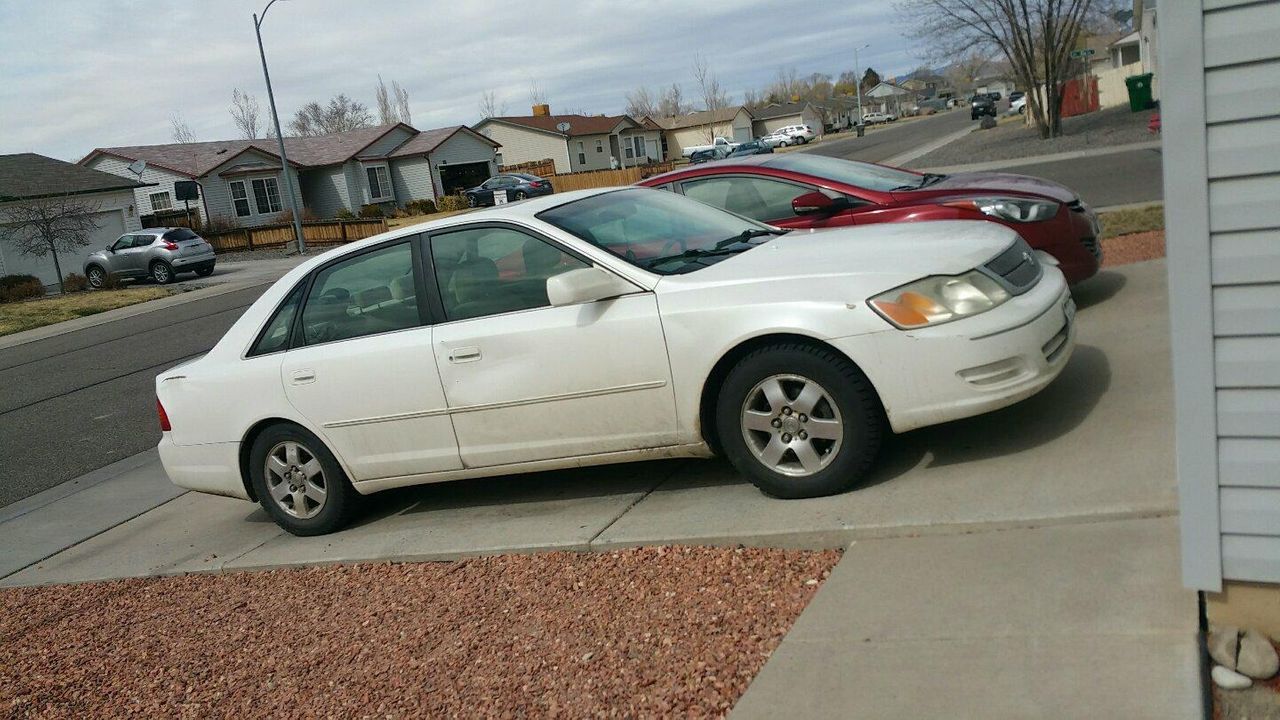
left=88, top=267, right=104, bottom=288
left=152, top=263, right=170, bottom=283
left=740, top=374, right=843, bottom=477
left=264, top=440, right=327, bottom=519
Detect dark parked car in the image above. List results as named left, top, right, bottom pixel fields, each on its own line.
left=688, top=147, right=731, bottom=164
left=726, top=140, right=774, bottom=158
left=463, top=173, right=553, bottom=207
left=971, top=95, right=997, bottom=120
left=636, top=152, right=1102, bottom=284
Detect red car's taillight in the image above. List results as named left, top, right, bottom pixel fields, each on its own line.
left=157, top=398, right=172, bottom=432
left=162, top=241, right=179, bottom=250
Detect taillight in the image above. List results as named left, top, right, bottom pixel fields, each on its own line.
left=162, top=241, right=179, bottom=250
left=157, top=398, right=172, bottom=432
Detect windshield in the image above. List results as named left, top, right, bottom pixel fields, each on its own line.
left=537, top=188, right=781, bottom=275
left=762, top=153, right=923, bottom=192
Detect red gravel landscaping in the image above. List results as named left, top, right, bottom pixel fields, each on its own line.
left=1102, top=230, right=1165, bottom=268
left=1, top=547, right=839, bottom=719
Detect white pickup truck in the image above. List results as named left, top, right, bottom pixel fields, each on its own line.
left=681, top=136, right=739, bottom=158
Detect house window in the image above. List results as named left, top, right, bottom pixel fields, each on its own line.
left=366, top=165, right=391, bottom=202
left=577, top=141, right=586, bottom=166
left=595, top=139, right=603, bottom=153
left=229, top=181, right=251, bottom=217
left=251, top=177, right=282, bottom=214
left=149, top=191, right=172, bottom=211
left=632, top=136, right=646, bottom=159
left=625, top=141, right=634, bottom=159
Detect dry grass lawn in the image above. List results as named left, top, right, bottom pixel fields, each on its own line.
left=385, top=208, right=475, bottom=229
left=1098, top=203, right=1164, bottom=239
left=0, top=287, right=172, bottom=337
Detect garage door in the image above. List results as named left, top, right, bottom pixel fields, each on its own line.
left=0, top=208, right=124, bottom=288
left=438, top=162, right=492, bottom=197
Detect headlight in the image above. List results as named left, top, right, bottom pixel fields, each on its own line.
left=945, top=197, right=1059, bottom=223
left=868, top=271, right=1011, bottom=329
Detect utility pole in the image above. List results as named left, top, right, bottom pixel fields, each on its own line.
left=254, top=0, right=306, bottom=254
left=854, top=43, right=870, bottom=127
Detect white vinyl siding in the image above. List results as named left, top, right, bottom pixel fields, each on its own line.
left=82, top=155, right=201, bottom=223
left=1167, top=0, right=1280, bottom=589
left=475, top=121, right=572, bottom=174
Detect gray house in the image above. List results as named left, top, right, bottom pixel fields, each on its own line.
left=1164, top=0, right=1280, bottom=636
left=0, top=153, right=146, bottom=288
left=81, top=124, right=499, bottom=228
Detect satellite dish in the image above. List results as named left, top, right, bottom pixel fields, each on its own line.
left=127, top=159, right=147, bottom=178
left=555, top=122, right=571, bottom=133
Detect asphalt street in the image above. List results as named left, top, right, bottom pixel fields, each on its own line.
left=0, top=284, right=270, bottom=506
left=804, top=109, right=972, bottom=164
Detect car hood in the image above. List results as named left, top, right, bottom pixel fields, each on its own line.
left=906, top=171, right=1077, bottom=203
left=666, top=220, right=1019, bottom=288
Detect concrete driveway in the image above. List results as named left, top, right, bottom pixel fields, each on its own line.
left=2, top=259, right=1174, bottom=587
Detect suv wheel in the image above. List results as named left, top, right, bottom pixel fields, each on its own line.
left=150, top=260, right=174, bottom=284
left=86, top=265, right=107, bottom=289
left=249, top=423, right=359, bottom=536
left=715, top=343, right=883, bottom=499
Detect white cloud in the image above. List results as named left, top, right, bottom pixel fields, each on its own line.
left=0, top=0, right=921, bottom=160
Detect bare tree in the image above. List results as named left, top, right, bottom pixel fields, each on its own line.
left=0, top=196, right=102, bottom=293
left=478, top=90, right=508, bottom=118
left=288, top=94, right=373, bottom=137
left=170, top=112, right=195, bottom=143
left=229, top=88, right=261, bottom=139
left=945, top=50, right=991, bottom=93
left=897, top=0, right=1095, bottom=138
left=375, top=75, right=394, bottom=125
left=393, top=81, right=411, bottom=125
left=692, top=54, right=731, bottom=142
left=657, top=83, right=693, bottom=117
left=625, top=86, right=658, bottom=119
left=528, top=79, right=548, bottom=107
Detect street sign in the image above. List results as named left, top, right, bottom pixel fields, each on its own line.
left=1070, top=48, right=1096, bottom=58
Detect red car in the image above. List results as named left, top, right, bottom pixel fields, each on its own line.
left=636, top=153, right=1102, bottom=284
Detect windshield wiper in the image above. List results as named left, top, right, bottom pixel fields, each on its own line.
left=713, top=227, right=785, bottom=249
left=646, top=229, right=783, bottom=271
left=892, top=173, right=948, bottom=191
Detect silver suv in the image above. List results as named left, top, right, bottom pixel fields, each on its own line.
left=84, top=227, right=216, bottom=287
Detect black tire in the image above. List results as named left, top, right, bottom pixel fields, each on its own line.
left=249, top=423, right=359, bottom=536
left=514, top=190, right=527, bottom=200
left=150, top=260, right=174, bottom=284
left=86, top=265, right=107, bottom=289
left=195, top=265, right=215, bottom=277
left=715, top=343, right=883, bottom=499
left=467, top=195, right=477, bottom=208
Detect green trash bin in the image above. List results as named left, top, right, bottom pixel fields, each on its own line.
left=1125, top=73, right=1154, bottom=112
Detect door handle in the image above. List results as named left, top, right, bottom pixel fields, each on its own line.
left=291, top=369, right=316, bottom=384
left=449, top=347, right=481, bottom=363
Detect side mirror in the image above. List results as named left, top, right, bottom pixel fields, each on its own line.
left=547, top=267, right=636, bottom=307
left=792, top=191, right=850, bottom=215
left=106, top=246, right=115, bottom=254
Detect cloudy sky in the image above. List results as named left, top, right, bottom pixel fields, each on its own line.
left=0, top=1, right=921, bottom=161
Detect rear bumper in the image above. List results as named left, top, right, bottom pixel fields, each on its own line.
left=157, top=434, right=249, bottom=500
left=172, top=251, right=215, bottom=270
left=835, top=267, right=1075, bottom=433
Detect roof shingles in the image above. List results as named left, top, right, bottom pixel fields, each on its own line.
left=0, top=153, right=146, bottom=202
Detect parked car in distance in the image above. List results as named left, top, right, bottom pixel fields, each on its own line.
left=986, top=91, right=1003, bottom=101
left=464, top=173, right=553, bottom=207
left=1009, top=95, right=1027, bottom=115
left=156, top=186, right=1074, bottom=535
left=681, top=136, right=738, bottom=158
left=636, top=152, right=1102, bottom=284
left=971, top=95, right=997, bottom=120
left=688, top=146, right=731, bottom=164
left=84, top=227, right=215, bottom=287
left=1008, top=91, right=1025, bottom=103
left=862, top=112, right=896, bottom=124
left=726, top=140, right=774, bottom=157
left=775, top=124, right=817, bottom=144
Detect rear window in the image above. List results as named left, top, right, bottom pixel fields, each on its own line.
left=163, top=228, right=199, bottom=241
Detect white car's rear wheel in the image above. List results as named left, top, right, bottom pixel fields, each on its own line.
left=249, top=424, right=359, bottom=535
left=715, top=343, right=883, bottom=499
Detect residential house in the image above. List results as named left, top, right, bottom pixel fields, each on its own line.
left=1163, top=0, right=1280, bottom=638
left=648, top=106, right=755, bottom=158
left=813, top=97, right=860, bottom=130
left=749, top=102, right=824, bottom=138
left=972, top=75, right=1016, bottom=98
left=0, top=153, right=147, bottom=288
left=474, top=107, right=662, bottom=175
left=864, top=82, right=920, bottom=116
left=81, top=124, right=499, bottom=228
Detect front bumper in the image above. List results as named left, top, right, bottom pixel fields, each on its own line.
left=835, top=267, right=1076, bottom=433
left=1012, top=204, right=1101, bottom=284
left=157, top=434, right=249, bottom=500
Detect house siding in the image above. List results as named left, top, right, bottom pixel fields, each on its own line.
left=300, top=165, right=350, bottom=218
left=84, top=155, right=198, bottom=223
left=567, top=133, right=616, bottom=172
left=1166, top=0, right=1280, bottom=589
left=391, top=156, right=434, bottom=205
left=202, top=149, right=305, bottom=228
left=360, top=126, right=414, bottom=158
left=476, top=122, right=571, bottom=174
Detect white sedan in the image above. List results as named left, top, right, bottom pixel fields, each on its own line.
left=156, top=188, right=1075, bottom=535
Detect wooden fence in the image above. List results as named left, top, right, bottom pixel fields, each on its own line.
left=500, top=158, right=557, bottom=178
left=202, top=219, right=388, bottom=252
left=549, top=161, right=677, bottom=193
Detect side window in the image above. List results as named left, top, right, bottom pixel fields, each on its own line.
left=430, top=226, right=588, bottom=322
left=132, top=234, right=156, bottom=248
left=110, top=235, right=132, bottom=251
left=299, top=242, right=419, bottom=345
left=248, top=283, right=305, bottom=357
left=682, top=176, right=813, bottom=222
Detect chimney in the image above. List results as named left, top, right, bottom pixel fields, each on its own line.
left=532, top=104, right=550, bottom=116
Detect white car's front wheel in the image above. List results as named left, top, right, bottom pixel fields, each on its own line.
left=715, top=343, right=883, bottom=499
